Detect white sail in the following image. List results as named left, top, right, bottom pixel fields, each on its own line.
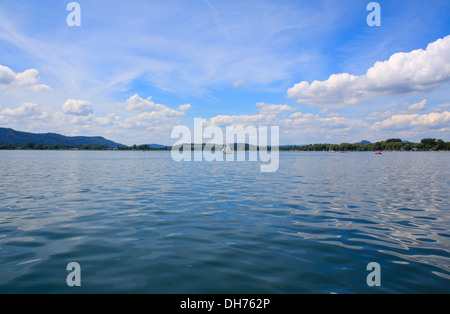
left=223, top=143, right=232, bottom=154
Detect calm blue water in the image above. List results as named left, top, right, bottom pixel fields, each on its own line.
left=0, top=150, right=449, bottom=293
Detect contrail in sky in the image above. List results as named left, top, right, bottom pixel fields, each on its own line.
left=204, top=0, right=231, bottom=41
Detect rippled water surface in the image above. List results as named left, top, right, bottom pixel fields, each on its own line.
left=0, top=150, right=449, bottom=293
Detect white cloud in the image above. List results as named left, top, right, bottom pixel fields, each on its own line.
left=125, top=94, right=187, bottom=118
left=0, top=101, right=128, bottom=141
left=178, top=103, right=193, bottom=112
left=372, top=111, right=450, bottom=130
left=201, top=102, right=369, bottom=144
left=285, top=113, right=369, bottom=131
left=203, top=102, right=294, bottom=127
left=1, top=94, right=193, bottom=145
left=256, top=102, right=295, bottom=115
left=203, top=114, right=271, bottom=127
left=125, top=111, right=183, bottom=127
left=365, top=109, right=396, bottom=121
left=15, top=69, right=40, bottom=86
left=0, top=65, right=53, bottom=92
left=366, top=99, right=428, bottom=121
left=233, top=79, right=245, bottom=88
left=288, top=73, right=362, bottom=108
left=125, top=94, right=168, bottom=113
left=95, top=113, right=121, bottom=126
left=289, top=112, right=310, bottom=119
left=199, top=100, right=444, bottom=144
left=0, top=102, right=40, bottom=117
left=407, top=99, right=427, bottom=112
left=68, top=113, right=95, bottom=125
left=0, top=65, right=16, bottom=85
left=123, top=94, right=189, bottom=130
left=63, top=99, right=93, bottom=116
left=287, top=35, right=450, bottom=108
left=29, top=84, right=53, bottom=92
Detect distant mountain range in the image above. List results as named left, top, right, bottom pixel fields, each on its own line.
left=0, top=128, right=123, bottom=147
left=144, top=144, right=168, bottom=149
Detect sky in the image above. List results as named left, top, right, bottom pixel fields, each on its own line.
left=0, top=0, right=449, bottom=146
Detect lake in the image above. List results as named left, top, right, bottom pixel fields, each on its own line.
left=0, top=150, right=449, bottom=293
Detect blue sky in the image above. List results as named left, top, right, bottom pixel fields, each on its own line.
left=0, top=0, right=449, bottom=145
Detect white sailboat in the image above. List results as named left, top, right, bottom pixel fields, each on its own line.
left=223, top=143, right=232, bottom=154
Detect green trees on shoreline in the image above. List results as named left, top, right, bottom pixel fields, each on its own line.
left=0, top=143, right=170, bottom=151
left=0, top=143, right=118, bottom=150
left=0, top=138, right=449, bottom=151
left=280, top=138, right=450, bottom=152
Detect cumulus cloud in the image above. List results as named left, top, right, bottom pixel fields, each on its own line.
left=96, top=113, right=121, bottom=126
left=0, top=65, right=53, bottom=92
left=288, top=73, right=362, bottom=108
left=202, top=102, right=294, bottom=127
left=366, top=99, right=428, bottom=121
left=15, top=69, right=40, bottom=86
left=0, top=65, right=15, bottom=85
left=61, top=101, right=123, bottom=128
left=63, top=99, right=93, bottom=116
left=202, top=106, right=371, bottom=145
left=287, top=35, right=450, bottom=108
left=125, top=94, right=169, bottom=113
left=1, top=94, right=192, bottom=145
left=0, top=102, right=40, bottom=117
left=372, top=111, right=450, bottom=130
left=125, top=111, right=183, bottom=127
left=123, top=94, right=190, bottom=129
left=201, top=102, right=367, bottom=135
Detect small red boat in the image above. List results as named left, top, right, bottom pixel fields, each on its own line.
left=375, top=152, right=382, bottom=155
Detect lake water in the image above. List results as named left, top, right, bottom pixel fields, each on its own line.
left=0, top=150, right=449, bottom=293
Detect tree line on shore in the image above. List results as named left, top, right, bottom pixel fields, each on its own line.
left=280, top=138, right=450, bottom=152
left=0, top=143, right=170, bottom=151
left=0, top=138, right=448, bottom=151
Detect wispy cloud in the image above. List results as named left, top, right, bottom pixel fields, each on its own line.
left=204, top=0, right=230, bottom=41
left=432, top=102, right=450, bottom=112
left=233, top=79, right=245, bottom=88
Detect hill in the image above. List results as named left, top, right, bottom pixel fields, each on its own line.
left=0, top=128, right=123, bottom=147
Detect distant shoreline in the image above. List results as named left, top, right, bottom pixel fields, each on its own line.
left=1, top=138, right=449, bottom=152
left=0, top=149, right=449, bottom=153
